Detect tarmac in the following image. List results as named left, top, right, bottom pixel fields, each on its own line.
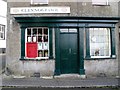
left=1, top=74, right=120, bottom=88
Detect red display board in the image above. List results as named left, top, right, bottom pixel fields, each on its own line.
left=26, top=43, right=37, bottom=58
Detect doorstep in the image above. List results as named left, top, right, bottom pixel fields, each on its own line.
left=54, top=74, right=86, bottom=79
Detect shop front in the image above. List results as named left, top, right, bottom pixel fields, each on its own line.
left=12, top=16, right=118, bottom=77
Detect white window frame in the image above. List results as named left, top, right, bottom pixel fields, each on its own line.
left=31, top=0, right=48, bottom=5
left=0, top=25, right=5, bottom=40
left=25, top=27, right=49, bottom=59
left=92, top=0, right=109, bottom=6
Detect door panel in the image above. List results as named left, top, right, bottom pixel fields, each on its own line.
left=60, top=34, right=70, bottom=73
left=69, top=34, right=78, bottom=73
left=60, top=29, right=78, bottom=74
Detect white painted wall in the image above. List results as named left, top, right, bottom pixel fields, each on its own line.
left=0, top=0, right=7, bottom=48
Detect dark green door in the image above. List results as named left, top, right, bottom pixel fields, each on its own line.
left=60, top=28, right=78, bottom=74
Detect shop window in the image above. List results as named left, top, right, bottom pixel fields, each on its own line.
left=0, top=25, right=5, bottom=40
left=85, top=27, right=116, bottom=59
left=89, top=28, right=111, bottom=58
left=25, top=27, right=49, bottom=59
left=31, top=0, right=48, bottom=5
left=92, top=0, right=109, bottom=5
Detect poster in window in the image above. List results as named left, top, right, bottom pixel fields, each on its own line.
left=43, top=43, right=48, bottom=50
left=33, top=36, right=37, bottom=42
left=28, top=37, right=31, bottom=42
left=26, top=43, right=37, bottom=58
left=38, top=43, right=42, bottom=50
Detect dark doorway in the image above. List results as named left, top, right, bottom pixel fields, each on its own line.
left=59, top=28, right=78, bottom=74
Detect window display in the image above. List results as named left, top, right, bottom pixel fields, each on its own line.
left=26, top=27, right=49, bottom=59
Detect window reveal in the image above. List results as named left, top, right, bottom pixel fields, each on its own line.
left=89, top=28, right=111, bottom=58
left=26, top=27, right=49, bottom=59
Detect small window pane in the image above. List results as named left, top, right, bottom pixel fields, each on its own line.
left=69, top=29, right=77, bottom=32
left=0, top=25, right=5, bottom=40
left=33, top=28, right=37, bottom=36
left=60, top=29, right=68, bottom=32
left=1, top=33, right=3, bottom=38
left=27, top=29, right=31, bottom=36
left=0, top=26, right=1, bottom=32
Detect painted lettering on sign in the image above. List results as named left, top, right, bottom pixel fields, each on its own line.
left=10, top=7, right=70, bottom=14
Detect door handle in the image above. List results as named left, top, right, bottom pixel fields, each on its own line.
left=69, top=48, right=71, bottom=54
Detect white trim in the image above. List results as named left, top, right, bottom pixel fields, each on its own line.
left=10, top=7, right=70, bottom=14
left=92, top=0, right=109, bottom=5
left=91, top=56, right=111, bottom=58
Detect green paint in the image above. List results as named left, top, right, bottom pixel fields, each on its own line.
left=85, top=28, right=90, bottom=59
left=21, top=27, right=25, bottom=59
left=49, top=28, right=53, bottom=59
left=60, top=33, right=78, bottom=74
left=14, top=17, right=117, bottom=75
left=78, top=28, right=85, bottom=74
left=54, top=28, right=61, bottom=75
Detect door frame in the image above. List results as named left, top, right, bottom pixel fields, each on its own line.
left=54, top=27, right=85, bottom=75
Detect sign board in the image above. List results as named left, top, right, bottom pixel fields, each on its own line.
left=10, top=7, right=70, bottom=14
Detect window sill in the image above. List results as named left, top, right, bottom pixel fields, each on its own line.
left=84, top=57, right=116, bottom=60
left=19, top=57, right=54, bottom=61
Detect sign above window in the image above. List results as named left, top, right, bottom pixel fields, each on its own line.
left=31, top=0, right=48, bottom=5
left=10, top=7, right=70, bottom=14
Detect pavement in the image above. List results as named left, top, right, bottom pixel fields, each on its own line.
left=1, top=74, right=120, bottom=88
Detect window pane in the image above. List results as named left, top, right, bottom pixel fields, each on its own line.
left=69, top=29, right=77, bottom=32
left=0, top=33, right=1, bottom=39
left=2, top=26, right=4, bottom=32
left=0, top=26, right=1, bottom=32
left=32, top=28, right=37, bottom=36
left=89, top=28, right=111, bottom=57
left=1, top=33, right=3, bottom=38
left=92, top=0, right=108, bottom=5
left=0, top=25, right=5, bottom=40
left=27, top=28, right=31, bottom=35
left=60, top=29, right=68, bottom=32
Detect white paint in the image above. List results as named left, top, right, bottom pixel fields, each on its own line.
left=0, top=0, right=7, bottom=49
left=92, top=0, right=109, bottom=5
left=10, top=7, right=70, bottom=14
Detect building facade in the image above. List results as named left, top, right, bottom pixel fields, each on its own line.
left=7, top=0, right=120, bottom=77
left=0, top=0, right=7, bottom=53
